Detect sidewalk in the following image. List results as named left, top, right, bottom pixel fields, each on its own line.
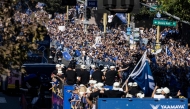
left=0, top=92, right=20, bottom=109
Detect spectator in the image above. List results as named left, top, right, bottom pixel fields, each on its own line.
left=151, top=86, right=165, bottom=99
left=105, top=66, right=118, bottom=86
left=92, top=67, right=104, bottom=83
left=90, top=65, right=96, bottom=79
left=69, top=57, right=77, bottom=69
left=50, top=45, right=56, bottom=61
left=56, top=49, right=63, bottom=63
left=64, top=65, right=77, bottom=85
left=77, top=65, right=90, bottom=85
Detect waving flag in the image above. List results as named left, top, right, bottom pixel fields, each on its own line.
left=166, top=46, right=172, bottom=56
left=129, top=51, right=155, bottom=96
left=116, top=13, right=127, bottom=24
left=37, top=2, right=45, bottom=7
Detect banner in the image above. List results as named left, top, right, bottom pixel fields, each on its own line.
left=98, top=98, right=188, bottom=109
left=95, top=36, right=102, bottom=45
left=141, top=38, right=149, bottom=45
left=115, top=13, right=127, bottom=24
left=58, top=26, right=65, bottom=32
left=52, top=93, right=63, bottom=109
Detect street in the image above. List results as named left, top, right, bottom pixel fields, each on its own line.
left=0, top=92, right=20, bottom=109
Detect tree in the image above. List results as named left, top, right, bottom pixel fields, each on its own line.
left=36, top=0, right=66, bottom=14
left=0, top=0, right=48, bottom=75
left=158, top=0, right=190, bottom=22
left=133, top=0, right=157, bottom=21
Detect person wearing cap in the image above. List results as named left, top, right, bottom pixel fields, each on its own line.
left=56, top=49, right=63, bottom=63
left=60, top=64, right=66, bottom=74
left=152, top=86, right=172, bottom=98
left=151, top=86, right=165, bottom=99
left=77, top=65, right=90, bottom=85
left=136, top=92, right=145, bottom=98
left=161, top=87, right=170, bottom=94
left=50, top=45, right=56, bottom=61
left=124, top=80, right=139, bottom=98
left=90, top=65, right=96, bottom=79
left=101, top=67, right=108, bottom=75
left=105, top=66, right=118, bottom=86
left=53, top=67, right=65, bottom=95
left=64, top=65, right=77, bottom=85
left=97, top=82, right=104, bottom=90
left=69, top=57, right=77, bottom=69
left=126, top=82, right=140, bottom=97
left=112, top=82, right=123, bottom=91
left=92, top=67, right=104, bottom=83
left=49, top=77, right=58, bottom=91
left=88, top=80, right=97, bottom=88
left=51, top=64, right=61, bottom=76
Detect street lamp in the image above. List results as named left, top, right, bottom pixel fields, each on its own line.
left=84, top=0, right=87, bottom=33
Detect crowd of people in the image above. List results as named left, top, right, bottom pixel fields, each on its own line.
left=50, top=62, right=186, bottom=109
left=1, top=0, right=190, bottom=108
left=46, top=2, right=190, bottom=109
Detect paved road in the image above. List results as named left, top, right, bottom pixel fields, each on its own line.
left=0, top=92, right=20, bottom=109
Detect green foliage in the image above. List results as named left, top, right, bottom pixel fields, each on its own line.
left=158, top=0, right=190, bottom=22
left=0, top=1, right=47, bottom=75
left=133, top=5, right=156, bottom=21
left=36, top=0, right=66, bottom=14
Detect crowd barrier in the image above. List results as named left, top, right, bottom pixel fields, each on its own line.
left=53, top=85, right=188, bottom=109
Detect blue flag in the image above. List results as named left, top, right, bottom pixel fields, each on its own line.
left=116, top=13, right=127, bottom=24
left=130, top=52, right=155, bottom=96
left=166, top=46, right=172, bottom=56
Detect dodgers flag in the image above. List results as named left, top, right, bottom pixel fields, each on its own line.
left=166, top=46, right=172, bottom=56
left=116, top=13, right=127, bottom=24
left=130, top=51, right=155, bottom=96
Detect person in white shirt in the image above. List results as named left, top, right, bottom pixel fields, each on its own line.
left=107, top=13, right=113, bottom=30
left=152, top=88, right=165, bottom=99
left=152, top=86, right=170, bottom=99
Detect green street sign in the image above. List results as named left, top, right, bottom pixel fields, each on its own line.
left=153, top=19, right=177, bottom=27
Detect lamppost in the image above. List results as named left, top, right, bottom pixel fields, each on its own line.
left=84, top=0, right=87, bottom=33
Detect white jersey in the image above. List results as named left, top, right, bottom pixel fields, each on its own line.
left=108, top=15, right=113, bottom=23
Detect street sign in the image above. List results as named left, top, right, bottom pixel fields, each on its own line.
left=133, top=28, right=140, bottom=41
left=153, top=19, right=177, bottom=27
left=126, top=27, right=132, bottom=36
left=87, top=0, right=97, bottom=7
left=156, top=12, right=161, bottom=18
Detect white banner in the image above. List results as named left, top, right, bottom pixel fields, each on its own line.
left=58, top=26, right=65, bottom=32
left=95, top=36, right=102, bottom=45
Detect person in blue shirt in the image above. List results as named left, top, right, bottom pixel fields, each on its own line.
left=90, top=65, right=95, bottom=79
left=49, top=77, right=59, bottom=91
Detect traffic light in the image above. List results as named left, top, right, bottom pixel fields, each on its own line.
left=103, top=0, right=116, bottom=8
left=121, top=0, right=134, bottom=8
left=121, top=0, right=134, bottom=13
left=98, top=0, right=140, bottom=13
left=62, top=0, right=77, bottom=6
left=86, top=8, right=91, bottom=20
